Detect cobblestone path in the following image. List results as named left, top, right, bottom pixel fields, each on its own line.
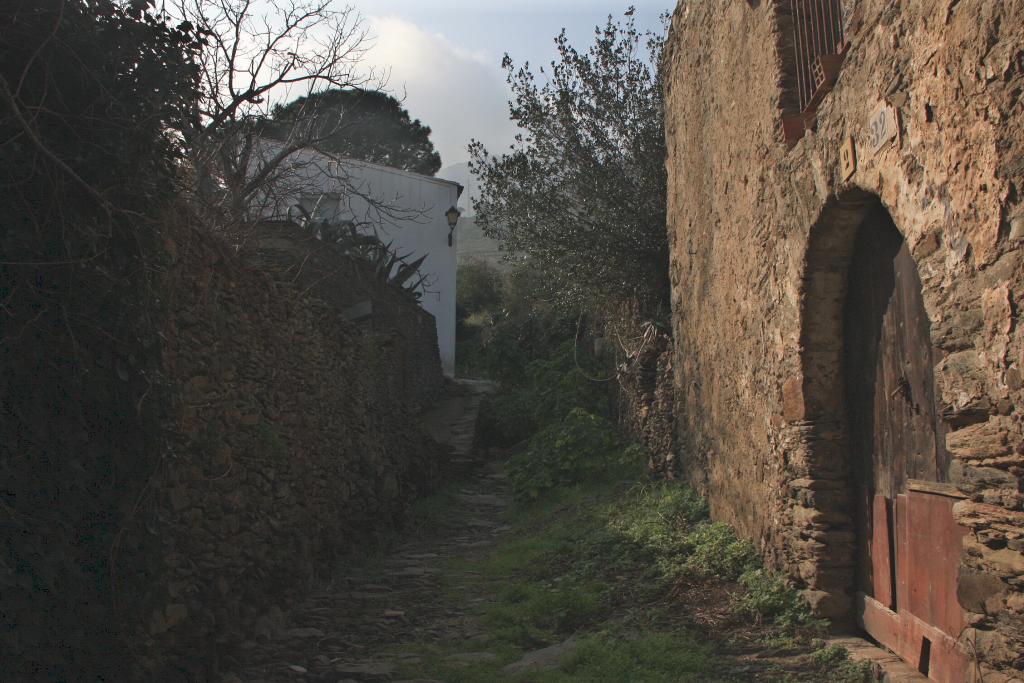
left=224, top=380, right=506, bottom=683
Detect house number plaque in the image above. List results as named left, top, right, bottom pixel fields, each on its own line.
left=840, top=136, right=856, bottom=181
left=868, top=102, right=898, bottom=154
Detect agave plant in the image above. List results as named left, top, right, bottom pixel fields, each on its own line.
left=291, top=205, right=430, bottom=300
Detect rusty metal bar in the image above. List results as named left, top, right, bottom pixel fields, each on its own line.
left=799, top=0, right=811, bottom=108
left=790, top=0, right=847, bottom=114
left=812, top=0, right=822, bottom=75
left=826, top=0, right=837, bottom=50
left=793, top=1, right=802, bottom=108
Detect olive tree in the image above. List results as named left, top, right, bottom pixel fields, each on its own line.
left=469, top=9, right=669, bottom=318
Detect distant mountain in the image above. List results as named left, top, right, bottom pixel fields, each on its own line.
left=454, top=214, right=507, bottom=270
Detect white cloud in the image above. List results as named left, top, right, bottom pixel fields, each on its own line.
left=363, top=15, right=519, bottom=167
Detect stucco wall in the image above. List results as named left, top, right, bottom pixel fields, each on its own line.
left=255, top=142, right=461, bottom=377
left=664, top=1, right=1023, bottom=678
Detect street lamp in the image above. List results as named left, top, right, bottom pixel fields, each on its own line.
left=445, top=205, right=460, bottom=247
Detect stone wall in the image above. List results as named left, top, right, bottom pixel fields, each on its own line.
left=615, top=327, right=678, bottom=478
left=664, top=0, right=1023, bottom=678
left=123, top=224, right=446, bottom=678
left=244, top=222, right=445, bottom=412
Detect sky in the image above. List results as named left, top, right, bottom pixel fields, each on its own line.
left=353, top=1, right=673, bottom=172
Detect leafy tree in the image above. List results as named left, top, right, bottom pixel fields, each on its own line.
left=457, top=259, right=505, bottom=316
left=469, top=9, right=668, bottom=317
left=268, top=89, right=442, bottom=175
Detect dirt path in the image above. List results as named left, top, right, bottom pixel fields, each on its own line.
left=219, top=379, right=894, bottom=683
left=223, top=380, right=508, bottom=683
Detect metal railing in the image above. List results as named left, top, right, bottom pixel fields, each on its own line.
left=781, top=0, right=847, bottom=145
left=792, top=0, right=845, bottom=113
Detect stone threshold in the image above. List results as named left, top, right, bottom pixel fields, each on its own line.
left=829, top=635, right=928, bottom=682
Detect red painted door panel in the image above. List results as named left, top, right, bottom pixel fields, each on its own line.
left=843, top=205, right=966, bottom=681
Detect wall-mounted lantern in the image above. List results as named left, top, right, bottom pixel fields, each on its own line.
left=445, top=206, right=460, bottom=247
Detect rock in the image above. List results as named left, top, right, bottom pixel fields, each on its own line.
left=800, top=589, right=851, bottom=620
left=502, top=638, right=578, bottom=674
left=958, top=569, right=1007, bottom=613
left=333, top=662, right=395, bottom=679
left=954, top=501, right=1024, bottom=534
left=281, top=627, right=325, bottom=639
left=447, top=652, right=498, bottom=664
left=782, top=376, right=805, bottom=421
left=987, top=548, right=1024, bottom=575
left=947, top=418, right=1014, bottom=461
left=165, top=603, right=189, bottom=628
left=455, top=493, right=507, bottom=507
left=149, top=609, right=169, bottom=635
left=169, top=486, right=190, bottom=512
left=950, top=461, right=1020, bottom=492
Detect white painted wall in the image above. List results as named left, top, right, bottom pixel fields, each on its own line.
left=253, top=141, right=461, bottom=376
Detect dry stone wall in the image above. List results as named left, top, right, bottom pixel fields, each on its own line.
left=615, top=329, right=678, bottom=477
left=664, top=1, right=1023, bottom=678
left=244, top=222, right=445, bottom=413
left=124, top=225, right=445, bottom=678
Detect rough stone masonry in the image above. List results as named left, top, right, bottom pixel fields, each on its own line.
left=127, top=224, right=446, bottom=678
left=663, top=1, right=1023, bottom=679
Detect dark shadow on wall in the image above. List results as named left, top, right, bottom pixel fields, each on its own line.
left=841, top=204, right=903, bottom=604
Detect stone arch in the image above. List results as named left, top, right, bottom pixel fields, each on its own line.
left=798, top=191, right=970, bottom=682
left=799, top=189, right=884, bottom=428
left=788, top=188, right=885, bottom=621
left=799, top=186, right=950, bottom=551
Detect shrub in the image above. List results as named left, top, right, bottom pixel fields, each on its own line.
left=810, top=643, right=875, bottom=682
left=737, top=568, right=818, bottom=629
left=478, top=343, right=609, bottom=447
left=680, top=522, right=759, bottom=581
left=611, top=484, right=708, bottom=561
left=509, top=409, right=628, bottom=499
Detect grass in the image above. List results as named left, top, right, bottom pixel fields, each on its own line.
left=536, top=632, right=715, bottom=683
left=386, top=453, right=879, bottom=682
left=382, top=354, right=876, bottom=682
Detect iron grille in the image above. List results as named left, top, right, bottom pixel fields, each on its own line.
left=791, top=0, right=845, bottom=114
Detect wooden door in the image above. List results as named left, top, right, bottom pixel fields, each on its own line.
left=843, top=206, right=966, bottom=681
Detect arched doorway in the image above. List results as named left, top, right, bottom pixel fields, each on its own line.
left=844, top=201, right=949, bottom=604
left=802, top=194, right=968, bottom=681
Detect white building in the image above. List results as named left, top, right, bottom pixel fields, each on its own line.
left=253, top=141, right=462, bottom=376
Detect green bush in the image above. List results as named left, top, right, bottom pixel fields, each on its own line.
left=509, top=409, right=628, bottom=499
left=737, top=568, right=818, bottom=629
left=478, top=343, right=609, bottom=447
left=611, top=484, right=708, bottom=561
left=485, top=579, right=609, bottom=647
left=552, top=632, right=714, bottom=682
left=810, top=643, right=875, bottom=682
left=680, top=521, right=760, bottom=581
left=456, top=260, right=505, bottom=317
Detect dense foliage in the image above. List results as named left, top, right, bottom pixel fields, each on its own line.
left=509, top=408, right=642, bottom=500
left=469, top=9, right=669, bottom=315
left=0, top=0, right=200, bottom=225
left=456, top=259, right=505, bottom=320
left=0, top=0, right=200, bottom=676
left=456, top=261, right=585, bottom=381
left=267, top=89, right=442, bottom=175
